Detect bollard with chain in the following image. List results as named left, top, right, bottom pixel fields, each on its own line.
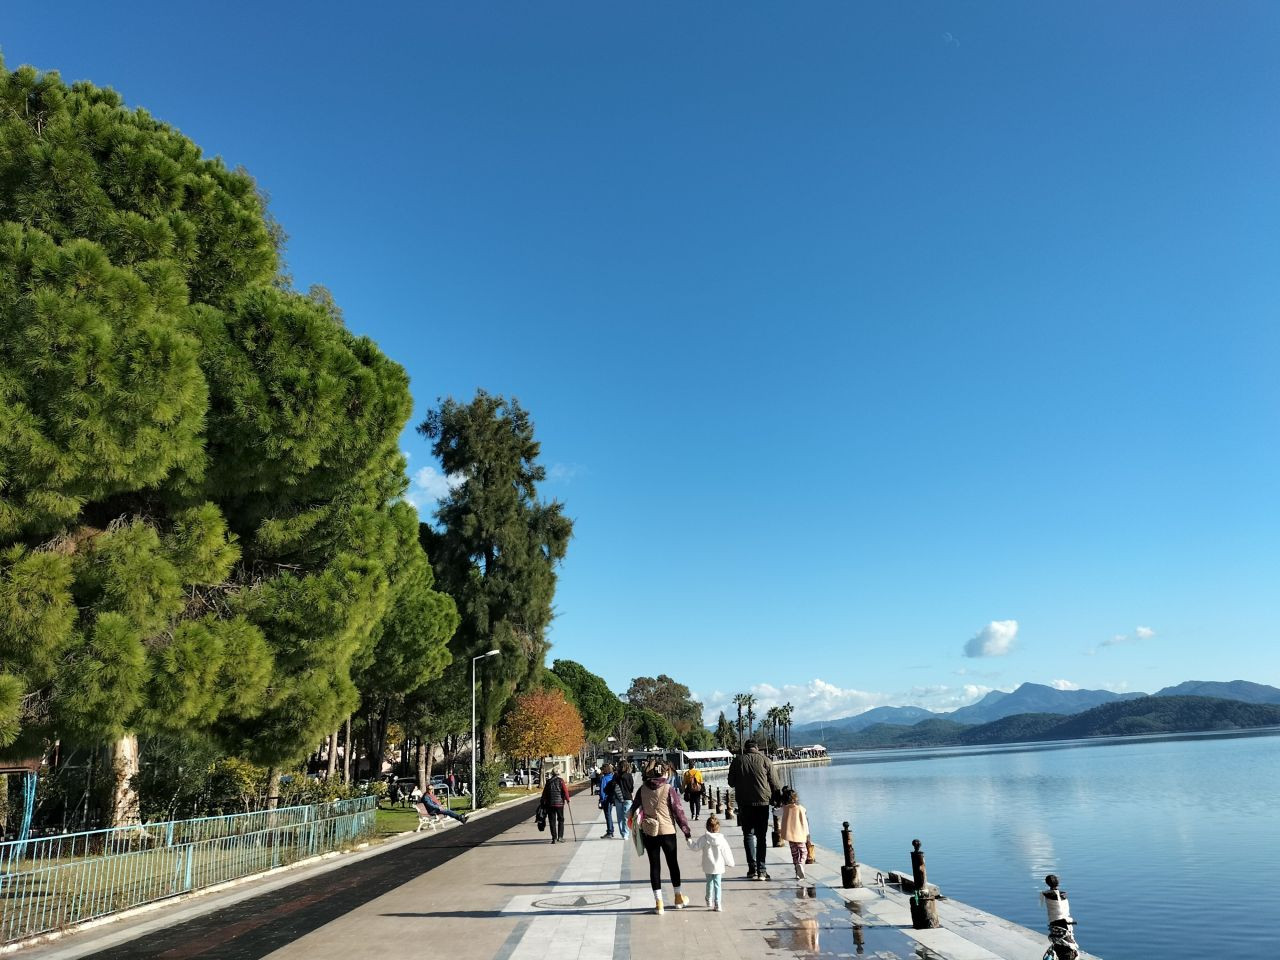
left=840, top=821, right=860, bottom=887
left=908, top=838, right=941, bottom=929
left=772, top=812, right=783, bottom=847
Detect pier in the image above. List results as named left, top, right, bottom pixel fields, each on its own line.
left=16, top=788, right=1100, bottom=960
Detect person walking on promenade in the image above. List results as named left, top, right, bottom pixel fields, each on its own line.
left=727, top=738, right=781, bottom=880
left=611, top=760, right=634, bottom=840
left=681, top=764, right=705, bottom=821
left=541, top=766, right=571, bottom=843
left=686, top=815, right=735, bottom=911
left=1040, top=874, right=1080, bottom=960
left=629, top=762, right=692, bottom=914
left=598, top=763, right=617, bottom=837
left=777, top=787, right=810, bottom=880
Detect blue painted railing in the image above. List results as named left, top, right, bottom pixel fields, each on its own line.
left=0, top=795, right=377, bottom=944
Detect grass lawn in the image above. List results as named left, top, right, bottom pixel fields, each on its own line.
left=373, top=789, right=539, bottom=837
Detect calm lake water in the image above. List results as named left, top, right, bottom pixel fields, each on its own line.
left=708, top=728, right=1280, bottom=959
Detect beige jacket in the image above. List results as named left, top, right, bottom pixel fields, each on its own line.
left=779, top=802, right=809, bottom=843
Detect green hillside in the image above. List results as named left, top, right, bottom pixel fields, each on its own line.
left=827, top=696, right=1280, bottom=752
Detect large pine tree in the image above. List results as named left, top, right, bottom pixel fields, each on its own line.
left=0, top=60, right=451, bottom=822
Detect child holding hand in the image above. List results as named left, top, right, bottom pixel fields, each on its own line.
left=778, top=787, right=810, bottom=880
left=686, top=815, right=735, bottom=910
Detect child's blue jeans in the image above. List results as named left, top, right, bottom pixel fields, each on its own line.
left=704, top=873, right=722, bottom=903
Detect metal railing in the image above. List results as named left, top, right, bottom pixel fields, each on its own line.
left=0, top=795, right=376, bottom=944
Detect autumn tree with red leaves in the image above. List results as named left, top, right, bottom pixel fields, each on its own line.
left=499, top=689, right=584, bottom=761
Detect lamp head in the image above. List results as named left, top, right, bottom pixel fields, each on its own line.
left=485, top=649, right=500, bottom=657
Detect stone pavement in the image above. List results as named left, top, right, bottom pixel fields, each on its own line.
left=18, top=793, right=1100, bottom=960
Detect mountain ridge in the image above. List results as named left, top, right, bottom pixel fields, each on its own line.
left=795, top=679, right=1280, bottom=734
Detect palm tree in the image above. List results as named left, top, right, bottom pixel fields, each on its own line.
left=781, top=702, right=794, bottom=754
left=732, top=693, right=748, bottom=750
left=744, top=694, right=757, bottom=740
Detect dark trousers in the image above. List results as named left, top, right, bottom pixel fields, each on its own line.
left=688, top=791, right=702, bottom=818
left=547, top=806, right=564, bottom=840
left=740, top=804, right=770, bottom=874
left=642, top=833, right=681, bottom=891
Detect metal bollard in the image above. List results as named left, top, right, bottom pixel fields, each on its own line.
left=840, top=821, right=860, bottom=887
left=772, top=812, right=783, bottom=847
left=908, top=839, right=941, bottom=929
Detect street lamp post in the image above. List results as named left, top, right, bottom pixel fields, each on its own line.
left=471, top=649, right=500, bottom=811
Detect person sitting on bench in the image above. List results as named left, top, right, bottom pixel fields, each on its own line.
left=421, top=785, right=468, bottom=824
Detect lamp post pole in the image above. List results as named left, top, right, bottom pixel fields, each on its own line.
left=471, top=650, right=500, bottom=812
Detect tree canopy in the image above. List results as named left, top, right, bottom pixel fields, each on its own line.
left=498, top=689, right=584, bottom=760
left=0, top=61, right=453, bottom=810
left=551, top=660, right=623, bottom=743
left=625, top=675, right=703, bottom=739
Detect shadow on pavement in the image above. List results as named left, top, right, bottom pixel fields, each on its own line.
left=82, top=795, right=543, bottom=960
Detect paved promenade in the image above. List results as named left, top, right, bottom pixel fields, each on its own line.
left=21, top=791, right=1098, bottom=960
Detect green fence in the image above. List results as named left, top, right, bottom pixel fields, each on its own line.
left=0, top=795, right=376, bottom=944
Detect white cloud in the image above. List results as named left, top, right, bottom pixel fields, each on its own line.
left=404, top=466, right=463, bottom=510
left=1049, top=679, right=1079, bottom=691
left=547, top=462, right=583, bottom=483
left=700, top=679, right=1000, bottom=726
left=700, top=680, right=888, bottom=727
left=964, top=620, right=1018, bottom=658
left=1096, top=625, right=1156, bottom=652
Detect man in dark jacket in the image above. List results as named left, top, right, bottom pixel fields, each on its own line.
left=727, top=739, right=781, bottom=879
left=541, top=767, right=571, bottom=843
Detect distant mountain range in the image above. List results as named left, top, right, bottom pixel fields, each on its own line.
left=824, top=696, right=1280, bottom=750
left=795, top=680, right=1280, bottom=748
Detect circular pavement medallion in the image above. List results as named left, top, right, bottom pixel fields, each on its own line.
left=531, top=893, right=630, bottom=910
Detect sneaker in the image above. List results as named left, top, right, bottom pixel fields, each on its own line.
left=602, top=833, right=614, bottom=838
left=794, top=866, right=804, bottom=879
left=746, top=871, right=759, bottom=880
left=714, top=902, right=724, bottom=912
left=752, top=872, right=765, bottom=881
left=674, top=893, right=689, bottom=910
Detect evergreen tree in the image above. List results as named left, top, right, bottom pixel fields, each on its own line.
left=418, top=391, right=572, bottom=758
left=625, top=675, right=703, bottom=739
left=0, top=61, right=426, bottom=821
left=551, top=659, right=623, bottom=743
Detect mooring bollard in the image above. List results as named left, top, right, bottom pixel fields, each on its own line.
left=840, top=821, right=860, bottom=887
left=724, top=790, right=734, bottom=818
left=714, top=788, right=722, bottom=814
left=908, top=838, right=941, bottom=929
left=772, top=812, right=783, bottom=847
left=805, top=838, right=816, bottom=865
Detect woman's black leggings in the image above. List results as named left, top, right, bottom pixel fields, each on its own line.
left=642, top=833, right=681, bottom=890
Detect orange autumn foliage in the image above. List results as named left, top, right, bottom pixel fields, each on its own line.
left=499, top=689, right=585, bottom=759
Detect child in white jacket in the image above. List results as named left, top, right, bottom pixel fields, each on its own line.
left=686, top=815, right=736, bottom=910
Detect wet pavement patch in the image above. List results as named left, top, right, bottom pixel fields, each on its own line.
left=762, top=881, right=941, bottom=958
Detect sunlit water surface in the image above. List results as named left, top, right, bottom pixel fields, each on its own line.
left=706, top=729, right=1280, bottom=959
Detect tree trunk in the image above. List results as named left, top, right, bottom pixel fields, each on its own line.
left=326, top=729, right=338, bottom=779
left=108, top=734, right=142, bottom=827
left=265, top=766, right=281, bottom=810
left=343, top=716, right=352, bottom=782
left=417, top=741, right=429, bottom=792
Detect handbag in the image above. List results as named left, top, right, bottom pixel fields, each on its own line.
left=535, top=803, right=547, bottom=832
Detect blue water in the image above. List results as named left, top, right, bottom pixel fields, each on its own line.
left=709, top=728, right=1280, bottom=959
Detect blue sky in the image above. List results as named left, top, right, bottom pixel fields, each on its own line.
left=6, top=2, right=1278, bottom=724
